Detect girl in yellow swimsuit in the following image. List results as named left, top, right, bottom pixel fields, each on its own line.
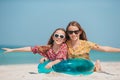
left=66, top=21, right=120, bottom=72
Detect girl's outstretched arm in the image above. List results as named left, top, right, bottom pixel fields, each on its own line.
left=2, top=47, right=32, bottom=53
left=93, top=45, right=120, bottom=52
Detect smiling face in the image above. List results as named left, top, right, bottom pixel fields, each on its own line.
left=67, top=26, right=82, bottom=41
left=66, top=21, right=87, bottom=41
left=52, top=30, right=66, bottom=45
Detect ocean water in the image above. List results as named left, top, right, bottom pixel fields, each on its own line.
left=0, top=46, right=120, bottom=65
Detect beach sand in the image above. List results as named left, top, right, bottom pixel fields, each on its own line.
left=0, top=62, right=120, bottom=80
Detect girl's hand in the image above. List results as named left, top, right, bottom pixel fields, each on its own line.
left=45, top=60, right=61, bottom=69
left=45, top=62, right=53, bottom=69
left=40, top=57, right=48, bottom=63
left=2, top=48, right=13, bottom=53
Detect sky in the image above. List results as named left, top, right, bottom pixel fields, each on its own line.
left=0, top=0, right=120, bottom=47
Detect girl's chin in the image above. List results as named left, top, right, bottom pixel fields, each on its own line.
left=55, top=41, right=63, bottom=44
left=54, top=40, right=61, bottom=44
left=71, top=38, right=78, bottom=41
left=56, top=42, right=62, bottom=44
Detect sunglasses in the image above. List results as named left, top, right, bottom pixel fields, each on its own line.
left=67, top=30, right=80, bottom=34
left=54, top=34, right=65, bottom=39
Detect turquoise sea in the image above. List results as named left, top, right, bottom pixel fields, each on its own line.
left=0, top=46, right=120, bottom=65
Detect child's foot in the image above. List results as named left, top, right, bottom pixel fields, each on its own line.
left=94, top=60, right=101, bottom=72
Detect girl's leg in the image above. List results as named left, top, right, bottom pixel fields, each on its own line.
left=94, top=60, right=101, bottom=72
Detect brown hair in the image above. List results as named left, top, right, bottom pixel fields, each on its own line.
left=66, top=21, right=87, bottom=40
left=47, top=28, right=66, bottom=47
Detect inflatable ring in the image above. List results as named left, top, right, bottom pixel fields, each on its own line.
left=38, top=58, right=94, bottom=75
left=38, top=61, right=53, bottom=73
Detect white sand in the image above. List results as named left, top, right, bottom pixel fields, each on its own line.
left=0, top=62, right=120, bottom=80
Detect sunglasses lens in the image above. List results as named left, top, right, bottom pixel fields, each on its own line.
left=54, top=34, right=59, bottom=38
left=68, top=31, right=73, bottom=34
left=74, top=30, right=79, bottom=34
left=60, top=35, right=64, bottom=38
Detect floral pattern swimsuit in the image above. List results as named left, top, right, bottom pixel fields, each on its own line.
left=31, top=43, right=67, bottom=61
left=66, top=40, right=98, bottom=60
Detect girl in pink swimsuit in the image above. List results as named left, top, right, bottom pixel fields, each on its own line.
left=2, top=28, right=67, bottom=69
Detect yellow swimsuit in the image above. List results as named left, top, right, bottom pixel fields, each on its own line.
left=66, top=40, right=98, bottom=60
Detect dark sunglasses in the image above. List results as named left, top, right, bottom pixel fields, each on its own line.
left=54, top=34, right=65, bottom=39
left=67, top=30, right=80, bottom=34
